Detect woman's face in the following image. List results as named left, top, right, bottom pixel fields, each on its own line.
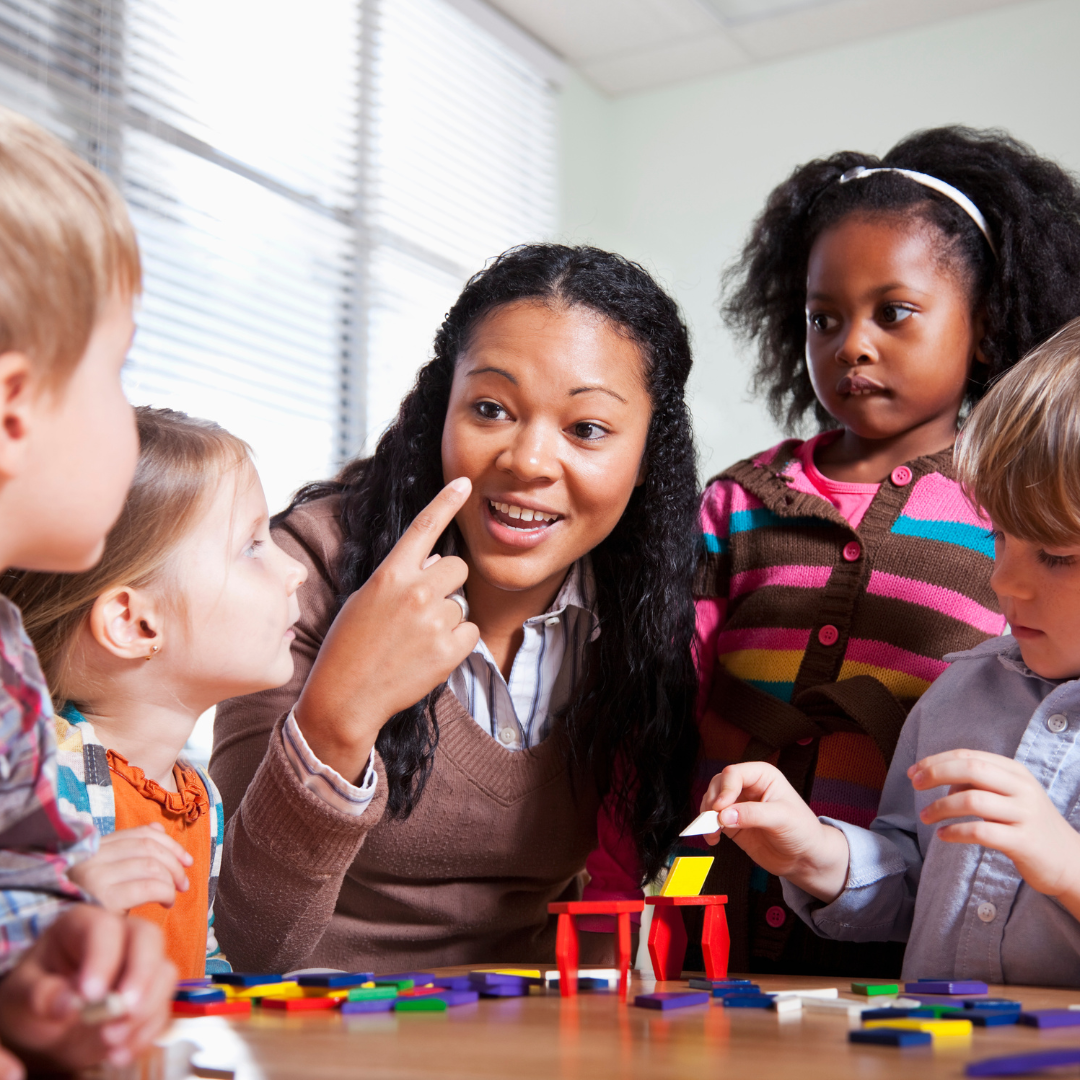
left=441, top=299, right=652, bottom=599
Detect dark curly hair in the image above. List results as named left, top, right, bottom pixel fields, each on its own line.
left=723, top=125, right=1080, bottom=432
left=283, top=243, right=700, bottom=883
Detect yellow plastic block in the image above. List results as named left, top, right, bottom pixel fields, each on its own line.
left=229, top=982, right=302, bottom=1001
left=301, top=987, right=351, bottom=999
left=659, top=856, right=715, bottom=897
left=471, top=969, right=542, bottom=978
left=864, top=1019, right=973, bottom=1036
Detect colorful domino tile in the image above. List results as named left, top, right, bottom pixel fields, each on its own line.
left=261, top=997, right=339, bottom=1012
left=718, top=995, right=774, bottom=1009
left=430, top=976, right=473, bottom=991
left=174, top=988, right=227, bottom=1004
left=850, top=1029, right=932, bottom=1047
left=347, top=987, right=399, bottom=1002
left=658, top=856, right=714, bottom=898
left=295, top=973, right=374, bottom=989
left=852, top=982, right=900, bottom=997
left=964, top=1000, right=1022, bottom=1011
left=689, top=978, right=755, bottom=991
left=906, top=980, right=988, bottom=995
left=396, top=990, right=479, bottom=1011
left=966, top=1049, right=1080, bottom=1077
left=634, top=992, right=710, bottom=1011
left=212, top=973, right=283, bottom=988
left=1017, top=1010, right=1080, bottom=1029
left=172, top=999, right=252, bottom=1017
left=341, top=998, right=396, bottom=1015
left=864, top=1018, right=973, bottom=1036
left=967, top=1012, right=1020, bottom=1027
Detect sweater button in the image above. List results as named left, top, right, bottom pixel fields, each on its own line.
left=1048, top=713, right=1069, bottom=734
left=977, top=901, right=997, bottom=923
left=818, top=624, right=839, bottom=646
left=891, top=465, right=912, bottom=486
left=842, top=541, right=861, bottom=562
left=765, top=906, right=786, bottom=928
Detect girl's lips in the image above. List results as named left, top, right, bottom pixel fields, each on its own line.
left=482, top=499, right=561, bottom=550
left=1011, top=624, right=1044, bottom=640
left=837, top=373, right=886, bottom=396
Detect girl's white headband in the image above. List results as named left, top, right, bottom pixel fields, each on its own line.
left=838, top=165, right=997, bottom=257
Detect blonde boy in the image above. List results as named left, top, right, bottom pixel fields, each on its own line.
left=699, top=316, right=1080, bottom=985
left=0, top=108, right=172, bottom=1076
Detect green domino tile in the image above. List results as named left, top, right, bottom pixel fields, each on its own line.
left=395, top=996, right=448, bottom=1012
left=911, top=1006, right=966, bottom=1019
left=373, top=979, right=414, bottom=991
left=852, top=982, right=901, bottom=997
left=347, top=986, right=399, bottom=1001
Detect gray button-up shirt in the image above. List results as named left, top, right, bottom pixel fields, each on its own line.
left=783, top=635, right=1080, bottom=986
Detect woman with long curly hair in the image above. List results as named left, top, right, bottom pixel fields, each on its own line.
left=208, top=243, right=700, bottom=973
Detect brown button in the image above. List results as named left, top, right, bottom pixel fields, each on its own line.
left=818, top=624, right=839, bottom=646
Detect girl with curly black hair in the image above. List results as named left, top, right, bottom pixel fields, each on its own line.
left=208, top=243, right=700, bottom=975
left=691, top=126, right=1080, bottom=978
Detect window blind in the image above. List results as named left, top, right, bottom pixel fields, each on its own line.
left=0, top=0, right=558, bottom=517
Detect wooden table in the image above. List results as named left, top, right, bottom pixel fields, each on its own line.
left=163, top=971, right=1080, bottom=1080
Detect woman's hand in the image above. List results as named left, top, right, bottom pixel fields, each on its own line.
left=294, top=477, right=481, bottom=782
left=0, top=904, right=176, bottom=1072
left=699, top=762, right=850, bottom=903
left=912, top=749, right=1080, bottom=913
left=68, top=824, right=192, bottom=913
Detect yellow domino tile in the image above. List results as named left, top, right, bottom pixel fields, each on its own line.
left=471, top=969, right=542, bottom=978
left=302, top=987, right=352, bottom=999
left=659, top=856, right=715, bottom=897
left=230, top=982, right=302, bottom=1000
left=864, top=1019, right=973, bottom=1036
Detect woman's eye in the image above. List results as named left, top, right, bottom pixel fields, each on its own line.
left=244, top=539, right=265, bottom=559
left=881, top=303, right=914, bottom=324
left=572, top=422, right=606, bottom=441
left=474, top=400, right=507, bottom=421
left=807, top=312, right=836, bottom=333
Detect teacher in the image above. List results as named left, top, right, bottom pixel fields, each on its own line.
left=209, top=245, right=700, bottom=974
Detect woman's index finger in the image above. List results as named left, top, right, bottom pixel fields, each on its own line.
left=394, top=478, right=471, bottom=569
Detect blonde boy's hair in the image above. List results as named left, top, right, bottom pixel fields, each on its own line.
left=957, top=315, right=1080, bottom=547
left=0, top=108, right=140, bottom=384
left=2, top=407, right=250, bottom=703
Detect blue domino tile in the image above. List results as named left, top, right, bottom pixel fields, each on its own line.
left=689, top=978, right=756, bottom=991
left=1017, top=1010, right=1080, bottom=1029
left=634, top=992, right=710, bottom=1011
left=211, top=973, right=283, bottom=987
left=720, top=994, right=774, bottom=1009
left=850, top=1030, right=932, bottom=1047
left=967, top=1012, right=1019, bottom=1027
left=963, top=1000, right=1022, bottom=1011
left=431, top=975, right=474, bottom=991
left=966, top=1049, right=1080, bottom=1077
left=374, top=972, right=435, bottom=985
left=907, top=980, right=988, bottom=995
left=341, top=998, right=396, bottom=1015
left=174, top=988, right=227, bottom=1003
left=296, top=973, right=374, bottom=989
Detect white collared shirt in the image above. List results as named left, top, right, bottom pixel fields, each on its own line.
left=282, top=559, right=599, bottom=815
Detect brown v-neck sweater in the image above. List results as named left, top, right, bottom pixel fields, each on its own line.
left=210, top=496, right=599, bottom=974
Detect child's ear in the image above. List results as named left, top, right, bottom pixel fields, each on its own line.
left=89, top=587, right=165, bottom=662
left=0, top=352, right=38, bottom=481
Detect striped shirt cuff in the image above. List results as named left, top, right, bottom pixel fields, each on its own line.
left=281, top=711, right=377, bottom=817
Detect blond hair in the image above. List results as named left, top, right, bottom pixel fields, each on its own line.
left=2, top=407, right=250, bottom=702
left=957, top=315, right=1080, bottom=547
left=0, top=107, right=140, bottom=386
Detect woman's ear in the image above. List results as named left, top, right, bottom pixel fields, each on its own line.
left=635, top=451, right=648, bottom=488
left=88, top=586, right=164, bottom=662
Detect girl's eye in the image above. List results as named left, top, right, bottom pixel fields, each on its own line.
left=807, top=312, right=837, bottom=333
left=571, top=421, right=607, bottom=441
left=244, top=539, right=265, bottom=559
left=474, top=400, right=507, bottom=421
left=1037, top=549, right=1078, bottom=569
left=880, top=303, right=914, bottom=324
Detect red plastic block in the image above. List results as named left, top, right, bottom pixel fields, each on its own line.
left=549, top=899, right=644, bottom=1002
left=172, top=999, right=252, bottom=1017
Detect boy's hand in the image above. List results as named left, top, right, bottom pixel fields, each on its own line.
left=912, top=749, right=1080, bottom=902
left=699, top=762, right=850, bottom=903
left=68, top=823, right=192, bottom=913
left=0, top=904, right=176, bottom=1071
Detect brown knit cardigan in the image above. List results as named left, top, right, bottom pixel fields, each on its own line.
left=210, top=496, right=599, bottom=974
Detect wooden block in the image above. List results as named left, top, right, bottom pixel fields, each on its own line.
left=634, top=992, right=710, bottom=1011
left=172, top=1000, right=252, bottom=1017
left=261, top=997, right=339, bottom=1012
left=659, top=856, right=715, bottom=897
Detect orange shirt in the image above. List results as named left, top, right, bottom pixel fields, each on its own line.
left=106, top=750, right=210, bottom=979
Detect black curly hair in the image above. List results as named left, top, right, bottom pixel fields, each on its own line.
left=723, top=125, right=1080, bottom=432
left=283, top=243, right=700, bottom=884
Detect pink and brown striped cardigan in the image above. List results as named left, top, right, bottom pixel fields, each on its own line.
left=692, top=438, right=1006, bottom=976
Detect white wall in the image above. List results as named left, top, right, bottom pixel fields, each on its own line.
left=557, top=0, right=1080, bottom=479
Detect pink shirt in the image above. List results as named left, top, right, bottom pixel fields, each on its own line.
left=794, top=432, right=879, bottom=531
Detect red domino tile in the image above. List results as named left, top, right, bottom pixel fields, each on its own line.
left=172, top=1000, right=252, bottom=1017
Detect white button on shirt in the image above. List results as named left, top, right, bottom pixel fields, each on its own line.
left=1048, top=713, right=1068, bottom=733
left=282, top=558, right=599, bottom=815
left=977, top=901, right=997, bottom=923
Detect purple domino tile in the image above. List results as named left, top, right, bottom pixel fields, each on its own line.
left=468, top=973, right=534, bottom=989
left=341, top=998, right=396, bottom=1015
left=967, top=1049, right=1080, bottom=1077
left=434, top=990, right=480, bottom=1007
left=907, top=980, right=988, bottom=995
left=1017, top=1010, right=1080, bottom=1029
left=431, top=975, right=473, bottom=991
left=634, top=992, right=710, bottom=1011
left=296, top=972, right=374, bottom=989
left=374, top=972, right=435, bottom=984
left=476, top=984, right=529, bottom=998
